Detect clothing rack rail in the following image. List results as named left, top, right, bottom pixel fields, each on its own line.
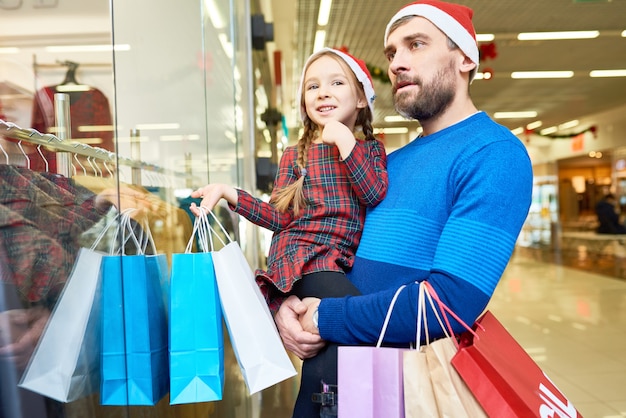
left=0, top=118, right=188, bottom=179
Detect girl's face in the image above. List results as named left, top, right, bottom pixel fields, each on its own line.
left=302, top=55, right=367, bottom=130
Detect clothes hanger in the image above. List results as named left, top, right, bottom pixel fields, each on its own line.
left=56, top=61, right=90, bottom=93
left=0, top=139, right=9, bottom=164
left=73, top=150, right=87, bottom=176
left=60, top=61, right=80, bottom=85
left=36, top=144, right=49, bottom=172
left=17, top=140, right=30, bottom=169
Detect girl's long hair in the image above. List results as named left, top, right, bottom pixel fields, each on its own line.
left=270, top=51, right=376, bottom=216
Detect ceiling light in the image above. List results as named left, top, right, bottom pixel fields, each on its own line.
left=558, top=120, right=579, bottom=130
left=374, top=127, right=409, bottom=135
left=384, top=115, right=410, bottom=123
left=313, top=30, right=326, bottom=52
left=135, top=123, right=180, bottom=130
left=45, top=44, right=130, bottom=53
left=0, top=47, right=19, bottom=54
left=476, top=34, right=495, bottom=42
left=494, top=111, right=538, bottom=119
left=517, top=31, right=599, bottom=41
left=78, top=125, right=115, bottom=132
left=622, top=30, right=626, bottom=37
left=511, top=71, right=574, bottom=79
left=160, top=134, right=200, bottom=142
left=590, top=69, right=626, bottom=77
left=540, top=126, right=558, bottom=135
left=526, top=121, right=542, bottom=130
left=317, top=0, right=332, bottom=26
left=204, top=0, right=225, bottom=29
left=511, top=127, right=524, bottom=135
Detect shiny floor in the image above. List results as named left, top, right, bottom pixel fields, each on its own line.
left=266, top=243, right=626, bottom=418
left=489, top=246, right=626, bottom=418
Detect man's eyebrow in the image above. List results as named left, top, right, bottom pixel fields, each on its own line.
left=387, top=31, right=433, bottom=50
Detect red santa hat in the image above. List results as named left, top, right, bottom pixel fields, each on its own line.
left=298, top=48, right=376, bottom=122
left=384, top=0, right=479, bottom=80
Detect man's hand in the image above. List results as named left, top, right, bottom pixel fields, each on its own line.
left=274, top=296, right=325, bottom=359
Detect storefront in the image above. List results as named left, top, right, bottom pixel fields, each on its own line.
left=0, top=0, right=296, bottom=416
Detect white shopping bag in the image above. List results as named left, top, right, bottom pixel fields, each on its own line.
left=19, top=247, right=103, bottom=402
left=209, top=211, right=297, bottom=394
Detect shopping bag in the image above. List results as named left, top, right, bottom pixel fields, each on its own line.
left=338, top=285, right=407, bottom=418
left=100, top=210, right=169, bottom=405
left=404, top=281, right=486, bottom=418
left=169, top=209, right=224, bottom=404
left=402, top=282, right=439, bottom=418
left=18, top=247, right=103, bottom=402
left=425, top=338, right=487, bottom=418
left=451, top=310, right=583, bottom=418
left=208, top=210, right=296, bottom=394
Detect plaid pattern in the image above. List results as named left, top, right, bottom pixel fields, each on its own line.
left=234, top=139, right=387, bottom=310
left=0, top=166, right=110, bottom=305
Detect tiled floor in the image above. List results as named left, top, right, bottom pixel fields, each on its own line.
left=489, top=247, right=626, bottom=418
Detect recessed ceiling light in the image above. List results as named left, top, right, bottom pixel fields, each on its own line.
left=517, top=31, right=599, bottom=41
left=589, top=69, right=626, bottom=77
left=511, top=71, right=574, bottom=79
left=476, top=34, right=495, bottom=42
left=494, top=111, right=538, bottom=119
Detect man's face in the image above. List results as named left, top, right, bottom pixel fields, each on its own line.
left=384, top=17, right=459, bottom=122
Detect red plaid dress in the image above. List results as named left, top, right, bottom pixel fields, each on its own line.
left=233, top=139, right=388, bottom=311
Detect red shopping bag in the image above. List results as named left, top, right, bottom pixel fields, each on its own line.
left=451, top=311, right=583, bottom=418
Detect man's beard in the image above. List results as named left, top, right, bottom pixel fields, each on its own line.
left=392, top=62, right=456, bottom=122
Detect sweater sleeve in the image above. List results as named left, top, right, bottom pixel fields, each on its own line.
left=318, top=139, right=533, bottom=345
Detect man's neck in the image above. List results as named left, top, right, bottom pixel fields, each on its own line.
left=420, top=98, right=478, bottom=136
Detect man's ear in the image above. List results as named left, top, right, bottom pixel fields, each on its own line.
left=459, top=55, right=477, bottom=75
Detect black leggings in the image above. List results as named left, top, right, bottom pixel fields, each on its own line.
left=288, top=271, right=361, bottom=418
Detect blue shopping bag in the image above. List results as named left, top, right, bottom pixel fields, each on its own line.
left=100, top=211, right=169, bottom=406
left=169, top=208, right=224, bottom=404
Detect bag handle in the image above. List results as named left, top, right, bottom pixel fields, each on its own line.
left=422, top=281, right=479, bottom=342
left=206, top=208, right=229, bottom=248
left=185, top=207, right=214, bottom=253
left=375, top=285, right=407, bottom=348
left=376, top=281, right=461, bottom=349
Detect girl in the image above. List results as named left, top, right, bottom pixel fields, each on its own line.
left=190, top=48, right=387, bottom=417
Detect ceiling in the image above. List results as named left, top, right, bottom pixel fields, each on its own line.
left=267, top=0, right=626, bottom=135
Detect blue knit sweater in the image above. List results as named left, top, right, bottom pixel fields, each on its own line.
left=318, top=111, right=533, bottom=345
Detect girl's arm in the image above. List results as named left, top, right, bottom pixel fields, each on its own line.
left=321, top=120, right=388, bottom=207
left=343, top=139, right=388, bottom=207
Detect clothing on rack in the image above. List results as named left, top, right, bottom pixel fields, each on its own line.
left=27, top=62, right=113, bottom=173
left=0, top=165, right=112, bottom=305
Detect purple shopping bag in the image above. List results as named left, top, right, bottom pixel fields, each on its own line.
left=337, top=346, right=406, bottom=418
left=337, top=284, right=407, bottom=418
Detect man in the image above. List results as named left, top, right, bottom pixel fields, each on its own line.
left=595, top=193, right=626, bottom=234
left=275, top=0, right=533, bottom=415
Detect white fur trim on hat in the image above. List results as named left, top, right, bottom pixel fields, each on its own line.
left=384, top=3, right=479, bottom=67
left=297, top=47, right=376, bottom=122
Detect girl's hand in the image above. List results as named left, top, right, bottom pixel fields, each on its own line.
left=299, top=297, right=321, bottom=335
left=321, top=120, right=356, bottom=159
left=189, top=183, right=237, bottom=216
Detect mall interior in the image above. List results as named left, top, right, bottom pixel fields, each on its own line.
left=1, top=0, right=626, bottom=417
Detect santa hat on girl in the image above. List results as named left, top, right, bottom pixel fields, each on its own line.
left=298, top=47, right=376, bottom=121
left=384, top=0, right=479, bottom=80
